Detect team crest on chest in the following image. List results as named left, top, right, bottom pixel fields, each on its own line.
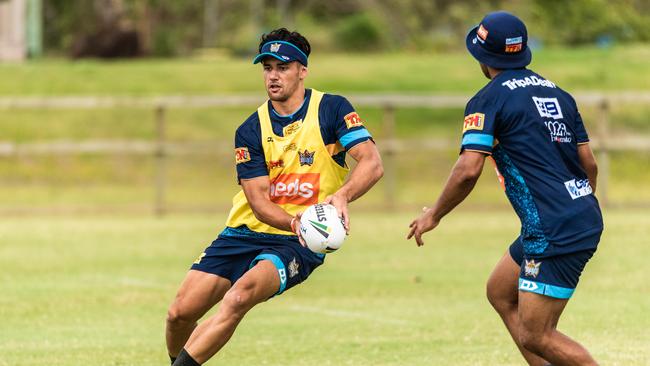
left=298, top=149, right=315, bottom=166
left=524, top=259, right=541, bottom=278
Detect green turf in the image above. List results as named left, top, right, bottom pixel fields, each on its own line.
left=0, top=210, right=648, bottom=365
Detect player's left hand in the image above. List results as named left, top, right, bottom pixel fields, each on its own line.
left=407, top=207, right=440, bottom=246
left=324, top=193, right=350, bottom=234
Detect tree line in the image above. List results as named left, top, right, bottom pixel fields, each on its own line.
left=42, top=0, right=650, bottom=58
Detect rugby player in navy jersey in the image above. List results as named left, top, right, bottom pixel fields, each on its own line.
left=407, top=12, right=602, bottom=366
left=165, top=28, right=383, bottom=366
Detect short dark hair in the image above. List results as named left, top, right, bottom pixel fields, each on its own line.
left=259, top=28, right=311, bottom=57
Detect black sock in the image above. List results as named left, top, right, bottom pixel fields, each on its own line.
left=172, top=348, right=200, bottom=366
left=169, top=354, right=176, bottom=365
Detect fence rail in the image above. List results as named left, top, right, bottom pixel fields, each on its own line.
left=2, top=92, right=649, bottom=214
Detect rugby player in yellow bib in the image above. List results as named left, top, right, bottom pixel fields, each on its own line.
left=166, top=28, right=383, bottom=366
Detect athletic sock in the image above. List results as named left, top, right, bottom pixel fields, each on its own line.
left=172, top=348, right=200, bottom=366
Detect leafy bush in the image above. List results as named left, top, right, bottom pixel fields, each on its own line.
left=333, top=14, right=385, bottom=51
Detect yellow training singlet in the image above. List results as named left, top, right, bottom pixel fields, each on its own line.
left=225, top=90, right=349, bottom=235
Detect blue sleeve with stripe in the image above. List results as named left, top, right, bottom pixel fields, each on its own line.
left=326, top=95, right=372, bottom=150
left=460, top=95, right=498, bottom=154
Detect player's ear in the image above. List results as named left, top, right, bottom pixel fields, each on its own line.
left=300, top=65, right=308, bottom=80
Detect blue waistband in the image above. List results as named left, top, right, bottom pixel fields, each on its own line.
left=220, top=226, right=297, bottom=241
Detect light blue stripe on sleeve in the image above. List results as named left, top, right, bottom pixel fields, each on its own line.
left=462, top=133, right=494, bottom=147
left=339, top=129, right=371, bottom=148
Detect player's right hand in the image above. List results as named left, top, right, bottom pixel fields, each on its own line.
left=407, top=207, right=440, bottom=246
left=291, top=212, right=307, bottom=247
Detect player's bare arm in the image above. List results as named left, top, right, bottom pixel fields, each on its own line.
left=407, top=150, right=485, bottom=246
left=577, top=143, right=598, bottom=193
left=240, top=176, right=298, bottom=233
left=325, top=140, right=383, bottom=231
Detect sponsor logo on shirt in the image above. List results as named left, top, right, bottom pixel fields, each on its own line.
left=524, top=259, right=541, bottom=278
left=283, top=120, right=302, bottom=136
left=533, top=97, right=564, bottom=120
left=463, top=113, right=485, bottom=133
left=344, top=112, right=364, bottom=129
left=235, top=147, right=251, bottom=164
left=501, top=76, right=556, bottom=90
left=545, top=121, right=572, bottom=143
left=298, top=149, right=315, bottom=166
left=283, top=143, right=297, bottom=152
left=564, top=179, right=593, bottom=200
left=270, top=173, right=320, bottom=205
left=267, top=159, right=284, bottom=170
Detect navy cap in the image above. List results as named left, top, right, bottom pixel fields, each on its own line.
left=466, top=11, right=531, bottom=69
left=253, top=40, right=308, bottom=66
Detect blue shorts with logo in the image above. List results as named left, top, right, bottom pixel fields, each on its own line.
left=509, top=236, right=597, bottom=299
left=191, top=227, right=325, bottom=296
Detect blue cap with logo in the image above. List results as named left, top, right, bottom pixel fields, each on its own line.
left=253, top=40, right=308, bottom=66
left=465, top=11, right=531, bottom=69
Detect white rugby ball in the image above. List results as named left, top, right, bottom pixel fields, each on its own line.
left=299, top=203, right=346, bottom=254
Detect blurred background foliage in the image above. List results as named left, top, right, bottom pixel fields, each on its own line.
left=41, top=0, right=650, bottom=57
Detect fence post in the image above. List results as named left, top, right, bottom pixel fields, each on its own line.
left=155, top=105, right=167, bottom=217
left=382, top=104, right=396, bottom=209
left=596, top=98, right=609, bottom=206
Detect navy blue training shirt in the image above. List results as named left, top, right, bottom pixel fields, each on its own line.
left=235, top=89, right=372, bottom=181
left=461, top=68, right=603, bottom=257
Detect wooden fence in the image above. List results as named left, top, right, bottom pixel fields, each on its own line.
left=1, top=93, right=650, bottom=215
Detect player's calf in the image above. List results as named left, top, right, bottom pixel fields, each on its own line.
left=166, top=302, right=202, bottom=362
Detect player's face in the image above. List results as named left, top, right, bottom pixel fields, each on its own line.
left=262, top=59, right=307, bottom=102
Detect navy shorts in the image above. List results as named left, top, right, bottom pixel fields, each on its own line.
left=509, top=237, right=596, bottom=299
left=191, top=227, right=325, bottom=296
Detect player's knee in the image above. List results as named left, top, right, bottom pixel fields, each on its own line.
left=221, top=287, right=254, bottom=316
left=518, top=325, right=548, bottom=354
left=166, top=301, right=199, bottom=326
left=485, top=281, right=499, bottom=307
left=486, top=281, right=515, bottom=313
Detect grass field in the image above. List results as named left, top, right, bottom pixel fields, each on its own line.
left=1, top=209, right=648, bottom=366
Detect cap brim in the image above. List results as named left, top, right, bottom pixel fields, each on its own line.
left=252, top=52, right=295, bottom=64
left=465, top=25, right=531, bottom=69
